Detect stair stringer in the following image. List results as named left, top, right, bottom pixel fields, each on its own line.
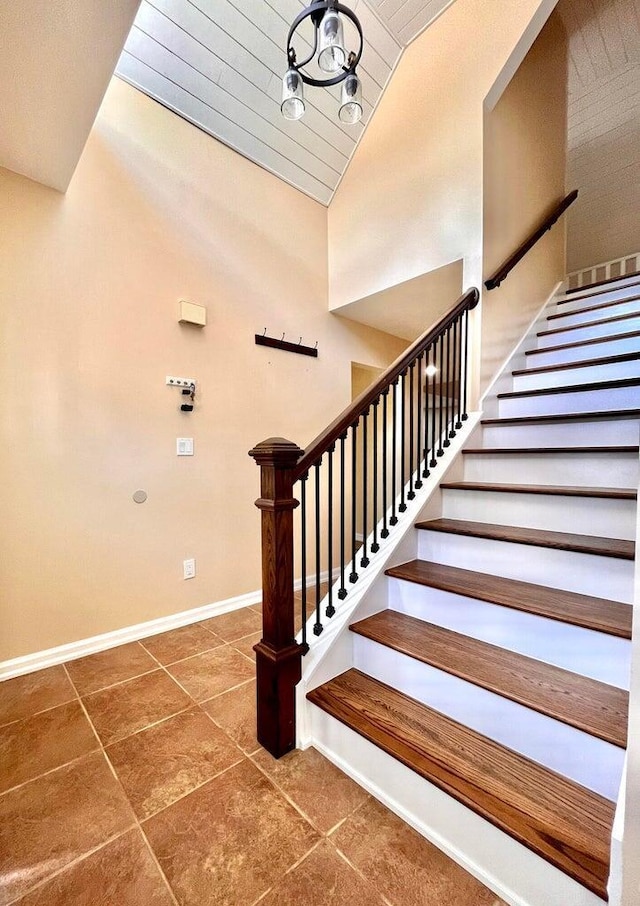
left=295, top=413, right=481, bottom=748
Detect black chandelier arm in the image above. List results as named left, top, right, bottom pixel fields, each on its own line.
left=286, top=0, right=363, bottom=88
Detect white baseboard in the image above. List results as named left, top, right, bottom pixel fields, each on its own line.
left=0, top=567, right=339, bottom=683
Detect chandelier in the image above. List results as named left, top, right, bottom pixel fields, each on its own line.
left=281, top=0, right=364, bottom=125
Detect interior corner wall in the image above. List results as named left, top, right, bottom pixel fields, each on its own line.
left=327, top=0, right=557, bottom=315
left=480, top=11, right=568, bottom=395
left=0, top=77, right=407, bottom=662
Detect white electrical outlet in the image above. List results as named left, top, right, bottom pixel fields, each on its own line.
left=177, top=438, right=194, bottom=456
left=183, top=558, right=196, bottom=580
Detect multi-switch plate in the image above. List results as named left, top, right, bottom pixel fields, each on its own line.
left=177, top=438, right=194, bottom=456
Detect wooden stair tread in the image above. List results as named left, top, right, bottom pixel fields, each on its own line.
left=563, top=274, right=640, bottom=298
left=439, top=481, right=636, bottom=499
left=308, top=669, right=614, bottom=898
left=350, top=611, right=628, bottom=747
left=482, top=409, right=640, bottom=426
left=416, top=518, right=635, bottom=560
left=548, top=293, right=640, bottom=320
left=538, top=311, right=640, bottom=338
left=384, top=560, right=632, bottom=638
left=525, top=328, right=640, bottom=356
left=512, top=350, right=640, bottom=376
left=462, top=446, right=639, bottom=454
left=497, top=376, right=640, bottom=399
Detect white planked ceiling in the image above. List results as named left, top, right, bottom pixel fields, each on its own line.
left=115, top=0, right=455, bottom=204
left=557, top=0, right=640, bottom=269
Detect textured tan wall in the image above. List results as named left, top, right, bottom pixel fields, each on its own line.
left=0, top=78, right=406, bottom=661
left=481, top=12, right=568, bottom=393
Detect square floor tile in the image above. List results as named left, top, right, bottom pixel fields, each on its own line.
left=0, top=666, right=75, bottom=728
left=66, top=643, right=157, bottom=696
left=202, top=680, right=258, bottom=754
left=82, top=670, right=192, bottom=746
left=107, top=708, right=242, bottom=819
left=13, top=829, right=174, bottom=906
left=200, top=607, right=261, bottom=642
left=259, top=840, right=385, bottom=906
left=252, top=746, right=368, bottom=833
left=141, top=624, right=223, bottom=666
left=165, top=646, right=254, bottom=702
left=0, top=700, right=98, bottom=794
left=330, top=797, right=507, bottom=906
left=230, top=631, right=260, bottom=661
left=143, top=759, right=319, bottom=906
left=0, top=752, right=135, bottom=904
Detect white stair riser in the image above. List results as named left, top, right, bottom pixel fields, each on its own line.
left=498, top=384, right=639, bottom=418
left=416, top=530, right=634, bottom=602
left=481, top=415, right=640, bottom=448
left=513, top=357, right=640, bottom=391
left=387, top=580, right=631, bottom=687
left=548, top=298, right=640, bottom=327
left=555, top=281, right=640, bottom=311
left=525, top=333, right=640, bottom=368
left=463, top=451, right=639, bottom=487
left=308, top=707, right=608, bottom=906
left=537, top=317, right=640, bottom=348
left=441, top=488, right=636, bottom=540
left=352, top=634, right=624, bottom=800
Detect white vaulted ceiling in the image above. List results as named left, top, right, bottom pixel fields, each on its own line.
left=115, top=0, right=457, bottom=204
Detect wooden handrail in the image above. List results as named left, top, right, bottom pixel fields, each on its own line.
left=484, top=189, right=579, bottom=292
left=293, top=287, right=480, bottom=480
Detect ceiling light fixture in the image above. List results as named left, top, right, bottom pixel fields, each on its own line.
left=281, top=0, right=364, bottom=125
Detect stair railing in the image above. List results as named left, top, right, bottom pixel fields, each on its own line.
left=249, top=287, right=479, bottom=757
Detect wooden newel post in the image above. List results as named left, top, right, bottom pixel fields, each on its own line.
left=248, top=437, right=305, bottom=758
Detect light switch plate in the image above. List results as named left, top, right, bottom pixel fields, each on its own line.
left=177, top=438, right=194, bottom=456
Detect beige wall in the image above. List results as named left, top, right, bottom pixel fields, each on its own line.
left=0, top=78, right=406, bottom=662
left=328, top=0, right=558, bottom=315
left=481, top=12, right=568, bottom=393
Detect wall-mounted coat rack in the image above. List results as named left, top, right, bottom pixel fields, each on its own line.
left=255, top=330, right=318, bottom=358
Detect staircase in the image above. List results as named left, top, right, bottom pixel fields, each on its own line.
left=306, top=274, right=639, bottom=905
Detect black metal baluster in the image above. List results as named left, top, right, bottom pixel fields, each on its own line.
left=313, top=462, right=323, bottom=636
left=462, top=308, right=470, bottom=420
left=437, top=333, right=445, bottom=457
left=350, top=422, right=358, bottom=583
left=338, top=434, right=347, bottom=600
left=457, top=317, right=463, bottom=431
left=390, top=381, right=398, bottom=526
left=443, top=327, right=451, bottom=448
left=361, top=409, right=370, bottom=568
left=430, top=343, right=437, bottom=468
left=399, top=371, right=407, bottom=512
left=371, top=400, right=380, bottom=552
left=300, top=472, right=308, bottom=650
left=326, top=445, right=335, bottom=617
left=381, top=389, right=389, bottom=537
left=407, top=363, right=415, bottom=500
left=423, top=347, right=431, bottom=478
left=415, top=354, right=423, bottom=489
left=450, top=319, right=458, bottom=437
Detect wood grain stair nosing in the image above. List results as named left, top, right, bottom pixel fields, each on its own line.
left=384, top=560, right=632, bottom=639
left=497, top=376, right=640, bottom=400
left=462, top=445, right=639, bottom=455
left=524, top=328, right=640, bottom=356
left=563, top=274, right=640, bottom=299
left=307, top=669, right=613, bottom=899
left=512, top=351, right=640, bottom=377
left=538, top=310, right=640, bottom=338
left=439, top=482, right=636, bottom=500
left=548, top=293, right=640, bottom=320
left=415, top=518, right=635, bottom=561
left=482, top=408, right=640, bottom=426
left=349, top=610, right=629, bottom=747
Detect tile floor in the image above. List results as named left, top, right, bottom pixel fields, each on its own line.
left=0, top=602, right=506, bottom=906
